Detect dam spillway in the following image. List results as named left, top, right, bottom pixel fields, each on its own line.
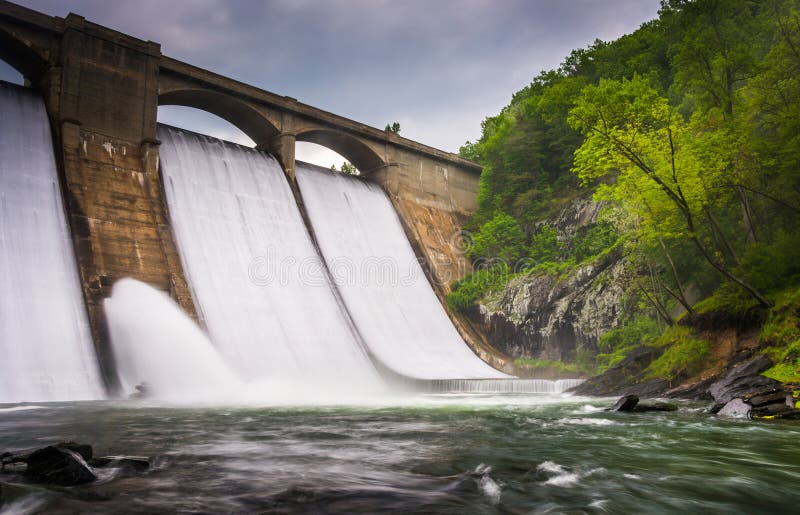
left=296, top=163, right=508, bottom=381
left=157, top=125, right=381, bottom=393
left=0, top=82, right=103, bottom=403
left=158, top=125, right=506, bottom=390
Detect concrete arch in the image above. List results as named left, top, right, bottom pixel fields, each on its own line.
left=0, top=27, right=48, bottom=83
left=158, top=88, right=279, bottom=147
left=296, top=128, right=386, bottom=174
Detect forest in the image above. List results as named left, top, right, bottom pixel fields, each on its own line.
left=451, top=0, right=800, bottom=383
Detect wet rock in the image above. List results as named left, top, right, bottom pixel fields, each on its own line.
left=608, top=395, right=639, bottom=412
left=751, top=402, right=798, bottom=419
left=571, top=346, right=667, bottom=397
left=25, top=446, right=97, bottom=486
left=634, top=402, right=678, bottom=412
left=708, top=355, right=778, bottom=406
left=746, top=390, right=790, bottom=408
left=91, top=456, right=150, bottom=472
left=718, top=398, right=751, bottom=418
left=55, top=441, right=92, bottom=462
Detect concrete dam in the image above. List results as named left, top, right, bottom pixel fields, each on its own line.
left=0, top=1, right=581, bottom=401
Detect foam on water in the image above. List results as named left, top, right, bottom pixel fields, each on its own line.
left=0, top=82, right=103, bottom=403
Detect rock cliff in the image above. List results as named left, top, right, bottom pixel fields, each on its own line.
left=475, top=196, right=629, bottom=362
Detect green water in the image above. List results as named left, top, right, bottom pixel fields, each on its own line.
left=1, top=394, right=799, bottom=513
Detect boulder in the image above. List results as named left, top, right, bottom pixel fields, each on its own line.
left=718, top=398, right=752, bottom=418
left=634, top=402, right=678, bottom=412
left=25, top=446, right=96, bottom=486
left=608, top=395, right=639, bottom=412
left=708, top=355, right=777, bottom=404
left=55, top=441, right=93, bottom=462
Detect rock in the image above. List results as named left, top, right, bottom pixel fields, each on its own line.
left=91, top=456, right=150, bottom=472
left=708, top=355, right=779, bottom=405
left=570, top=346, right=667, bottom=397
left=475, top=196, right=628, bottom=362
left=746, top=390, right=789, bottom=407
left=608, top=395, right=639, bottom=412
left=25, top=446, right=96, bottom=486
left=634, top=402, right=678, bottom=412
left=55, top=441, right=93, bottom=462
left=718, top=398, right=752, bottom=418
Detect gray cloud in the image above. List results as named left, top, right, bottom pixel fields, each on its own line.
left=3, top=0, right=661, bottom=158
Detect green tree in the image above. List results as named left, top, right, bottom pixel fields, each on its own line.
left=568, top=74, right=770, bottom=307
left=384, top=122, right=401, bottom=134
left=466, top=212, right=528, bottom=266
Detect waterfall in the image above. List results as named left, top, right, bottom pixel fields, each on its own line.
left=0, top=82, right=103, bottom=403
left=428, top=379, right=585, bottom=394
left=104, top=278, right=243, bottom=401
left=158, top=125, right=381, bottom=394
left=295, top=163, right=509, bottom=381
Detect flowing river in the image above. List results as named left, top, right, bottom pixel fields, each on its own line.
left=2, top=394, right=799, bottom=513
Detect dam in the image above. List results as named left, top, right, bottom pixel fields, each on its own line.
left=0, top=0, right=583, bottom=401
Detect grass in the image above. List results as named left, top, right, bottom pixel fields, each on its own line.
left=760, top=288, right=800, bottom=383
left=513, top=358, right=584, bottom=375
left=644, top=326, right=711, bottom=382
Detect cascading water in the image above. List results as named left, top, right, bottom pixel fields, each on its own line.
left=429, top=379, right=584, bottom=394
left=157, top=125, right=381, bottom=394
left=295, top=163, right=509, bottom=381
left=104, top=278, right=243, bottom=401
left=0, top=82, right=103, bottom=403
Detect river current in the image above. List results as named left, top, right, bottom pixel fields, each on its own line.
left=1, top=394, right=798, bottom=513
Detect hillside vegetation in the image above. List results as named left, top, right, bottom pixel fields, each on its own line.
left=452, top=0, right=800, bottom=383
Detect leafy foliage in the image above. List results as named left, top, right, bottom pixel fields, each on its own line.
left=457, top=0, right=800, bottom=382
left=447, top=265, right=512, bottom=313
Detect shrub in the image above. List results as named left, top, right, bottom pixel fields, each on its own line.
left=645, top=326, right=711, bottom=381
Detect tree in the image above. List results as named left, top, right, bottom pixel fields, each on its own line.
left=340, top=162, right=358, bottom=175
left=568, top=75, right=771, bottom=307
left=384, top=122, right=401, bottom=134
left=466, top=212, right=528, bottom=266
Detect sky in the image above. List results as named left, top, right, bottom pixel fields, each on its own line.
left=1, top=0, right=662, bottom=167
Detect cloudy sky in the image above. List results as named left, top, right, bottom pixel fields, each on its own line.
left=1, top=0, right=661, bottom=167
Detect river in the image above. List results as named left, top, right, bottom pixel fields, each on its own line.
left=2, top=394, right=799, bottom=513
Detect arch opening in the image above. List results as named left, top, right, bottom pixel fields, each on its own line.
left=0, top=28, right=47, bottom=85
left=158, top=89, right=279, bottom=148
left=296, top=129, right=385, bottom=176
left=157, top=105, right=256, bottom=147
left=296, top=142, right=359, bottom=175
left=0, top=59, right=24, bottom=86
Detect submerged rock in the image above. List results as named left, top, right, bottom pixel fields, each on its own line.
left=608, top=395, right=639, bottom=412
left=25, top=446, right=97, bottom=486
left=634, top=402, right=678, bottom=413
left=607, top=395, right=678, bottom=413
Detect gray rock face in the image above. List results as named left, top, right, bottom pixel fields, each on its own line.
left=708, top=355, right=777, bottom=405
left=476, top=196, right=628, bottom=361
